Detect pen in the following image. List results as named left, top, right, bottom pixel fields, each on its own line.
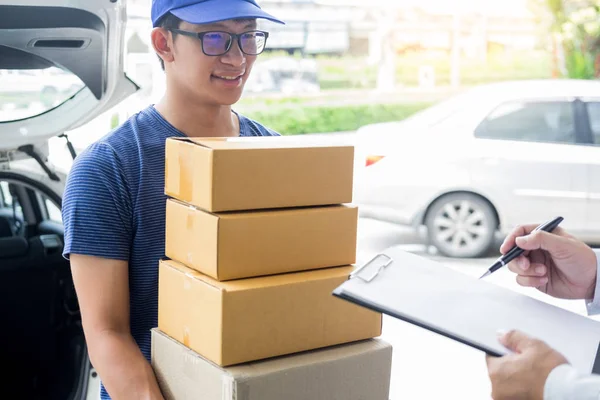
left=479, top=216, right=564, bottom=279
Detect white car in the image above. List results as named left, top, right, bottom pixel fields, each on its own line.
left=0, top=0, right=138, bottom=398
left=353, top=80, right=600, bottom=258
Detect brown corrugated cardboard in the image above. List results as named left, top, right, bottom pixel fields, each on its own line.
left=151, top=328, right=392, bottom=400
left=165, top=199, right=358, bottom=280
left=164, top=137, right=354, bottom=212
left=158, top=259, right=382, bottom=367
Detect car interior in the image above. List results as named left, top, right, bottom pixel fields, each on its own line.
left=0, top=176, right=89, bottom=400
left=0, top=2, right=138, bottom=398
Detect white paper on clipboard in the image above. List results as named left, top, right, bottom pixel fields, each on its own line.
left=333, top=246, right=600, bottom=373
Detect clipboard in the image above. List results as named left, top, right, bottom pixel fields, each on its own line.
left=332, top=245, right=600, bottom=374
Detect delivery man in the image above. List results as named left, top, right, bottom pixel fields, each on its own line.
left=61, top=1, right=284, bottom=399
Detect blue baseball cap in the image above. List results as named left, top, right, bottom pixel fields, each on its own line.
left=151, top=0, right=285, bottom=27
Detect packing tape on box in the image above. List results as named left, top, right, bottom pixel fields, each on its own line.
left=180, top=144, right=194, bottom=202
left=183, top=326, right=191, bottom=348
left=183, top=348, right=200, bottom=380
left=184, top=273, right=193, bottom=290
left=184, top=207, right=195, bottom=266
left=180, top=334, right=237, bottom=399
left=186, top=206, right=195, bottom=230
left=166, top=145, right=180, bottom=196
left=221, top=375, right=235, bottom=400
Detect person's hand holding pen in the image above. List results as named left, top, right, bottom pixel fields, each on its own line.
left=500, top=223, right=597, bottom=300
left=486, top=222, right=598, bottom=400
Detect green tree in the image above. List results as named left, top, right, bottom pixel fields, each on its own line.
left=534, top=0, right=600, bottom=78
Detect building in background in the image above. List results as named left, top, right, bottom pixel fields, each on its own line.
left=81, top=0, right=546, bottom=134
left=127, top=0, right=542, bottom=59
left=41, top=0, right=548, bottom=169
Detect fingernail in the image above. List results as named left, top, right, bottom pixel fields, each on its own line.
left=535, top=266, right=544, bottom=274
left=541, top=277, right=548, bottom=285
left=496, top=329, right=508, bottom=337
left=516, top=236, right=528, bottom=246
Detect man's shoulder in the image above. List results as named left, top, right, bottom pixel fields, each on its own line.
left=63, top=126, right=135, bottom=216
left=68, top=120, right=139, bottom=184
left=71, top=135, right=124, bottom=176
left=97, top=109, right=150, bottom=151
left=74, top=107, right=156, bottom=168
left=239, top=114, right=281, bottom=137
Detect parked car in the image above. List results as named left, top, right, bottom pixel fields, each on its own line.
left=353, top=79, right=600, bottom=258
left=0, top=0, right=138, bottom=398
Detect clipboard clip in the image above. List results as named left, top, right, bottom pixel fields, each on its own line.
left=350, top=253, right=393, bottom=283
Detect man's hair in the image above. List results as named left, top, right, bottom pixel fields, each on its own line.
left=156, top=13, right=183, bottom=71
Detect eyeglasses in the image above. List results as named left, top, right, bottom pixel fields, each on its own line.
left=168, top=29, right=269, bottom=56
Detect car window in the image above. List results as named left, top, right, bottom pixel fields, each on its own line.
left=586, top=102, right=600, bottom=144
left=400, top=92, right=477, bottom=129
left=0, top=181, right=9, bottom=208
left=0, top=53, right=85, bottom=123
left=474, top=101, right=576, bottom=144
left=34, top=191, right=62, bottom=224
left=43, top=196, right=62, bottom=224
left=0, top=181, right=23, bottom=220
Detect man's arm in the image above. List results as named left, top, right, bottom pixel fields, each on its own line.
left=61, top=143, right=163, bottom=399
left=545, top=365, right=600, bottom=400
left=71, top=254, right=163, bottom=400
left=543, top=249, right=600, bottom=399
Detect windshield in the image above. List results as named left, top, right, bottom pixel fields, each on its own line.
left=0, top=66, right=85, bottom=123
left=400, top=90, right=478, bottom=129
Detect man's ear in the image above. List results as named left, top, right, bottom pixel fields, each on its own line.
left=151, top=28, right=175, bottom=66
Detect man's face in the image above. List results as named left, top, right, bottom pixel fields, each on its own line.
left=169, top=19, right=259, bottom=106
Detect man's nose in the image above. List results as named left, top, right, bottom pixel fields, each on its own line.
left=221, top=39, right=246, bottom=67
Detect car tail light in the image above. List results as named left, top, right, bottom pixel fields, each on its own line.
left=366, top=155, right=385, bottom=167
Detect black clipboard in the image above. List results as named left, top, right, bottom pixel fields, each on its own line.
left=332, top=246, right=600, bottom=374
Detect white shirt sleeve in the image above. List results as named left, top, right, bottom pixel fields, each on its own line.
left=544, top=249, right=600, bottom=399
left=586, top=249, right=600, bottom=316
left=545, top=365, right=600, bottom=400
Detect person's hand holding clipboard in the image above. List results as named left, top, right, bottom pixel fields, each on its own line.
left=332, top=223, right=600, bottom=375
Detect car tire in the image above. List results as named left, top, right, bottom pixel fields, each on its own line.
left=425, top=193, right=498, bottom=258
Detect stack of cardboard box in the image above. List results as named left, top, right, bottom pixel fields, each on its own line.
left=151, top=137, right=392, bottom=400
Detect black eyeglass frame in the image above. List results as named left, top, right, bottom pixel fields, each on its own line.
left=168, top=28, right=270, bottom=56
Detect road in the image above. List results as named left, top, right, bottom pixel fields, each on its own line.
left=357, top=218, right=594, bottom=400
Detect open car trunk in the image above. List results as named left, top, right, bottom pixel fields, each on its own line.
left=0, top=0, right=138, bottom=160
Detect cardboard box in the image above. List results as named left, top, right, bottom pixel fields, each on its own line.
left=152, top=328, right=393, bottom=400
left=165, top=199, right=358, bottom=280
left=158, top=260, right=382, bottom=366
left=164, top=137, right=354, bottom=212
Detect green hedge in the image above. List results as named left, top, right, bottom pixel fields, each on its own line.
left=313, top=51, right=553, bottom=90
left=244, top=102, right=432, bottom=135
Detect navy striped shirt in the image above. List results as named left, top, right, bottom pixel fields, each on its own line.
left=61, top=106, right=279, bottom=399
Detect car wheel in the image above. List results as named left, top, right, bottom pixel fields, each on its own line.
left=425, top=193, right=498, bottom=258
